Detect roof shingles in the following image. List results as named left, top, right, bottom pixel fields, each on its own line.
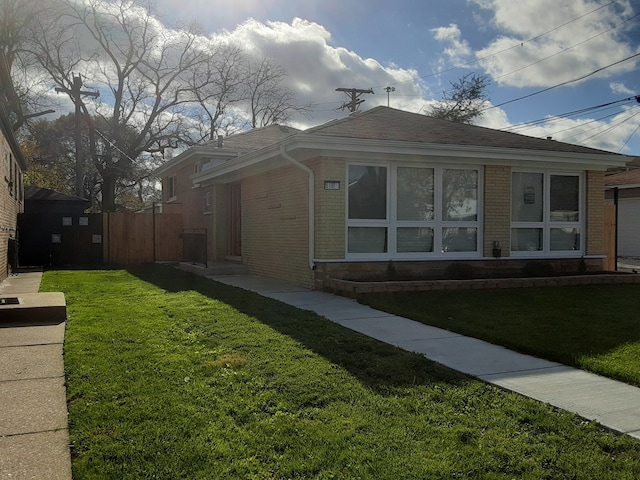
left=307, top=106, right=621, bottom=156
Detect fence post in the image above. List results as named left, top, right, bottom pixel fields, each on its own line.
left=152, top=202, right=156, bottom=263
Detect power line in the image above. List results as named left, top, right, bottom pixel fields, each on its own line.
left=504, top=95, right=640, bottom=132
left=482, top=51, right=640, bottom=112
left=492, top=11, right=640, bottom=83
left=370, top=0, right=621, bottom=90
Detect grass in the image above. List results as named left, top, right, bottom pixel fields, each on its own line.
left=42, top=265, right=640, bottom=479
left=359, top=285, right=640, bottom=387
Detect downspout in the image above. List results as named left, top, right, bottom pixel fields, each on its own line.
left=280, top=144, right=315, bottom=270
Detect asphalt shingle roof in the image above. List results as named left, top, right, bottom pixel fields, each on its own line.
left=605, top=169, right=640, bottom=186
left=24, top=186, right=88, bottom=203
left=208, top=124, right=301, bottom=151
left=306, top=106, right=621, bottom=156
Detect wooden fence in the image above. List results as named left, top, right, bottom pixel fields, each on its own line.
left=603, top=203, right=616, bottom=271
left=103, top=212, right=183, bottom=264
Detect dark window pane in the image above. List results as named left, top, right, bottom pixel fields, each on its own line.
left=348, top=166, right=387, bottom=219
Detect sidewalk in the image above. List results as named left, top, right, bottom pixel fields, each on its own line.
left=210, top=274, right=640, bottom=440
left=0, top=271, right=72, bottom=480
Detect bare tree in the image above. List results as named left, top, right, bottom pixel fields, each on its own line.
left=244, top=57, right=308, bottom=128
left=186, top=43, right=246, bottom=143
left=29, top=0, right=213, bottom=211
left=0, top=0, right=54, bottom=129
left=428, top=73, right=490, bottom=124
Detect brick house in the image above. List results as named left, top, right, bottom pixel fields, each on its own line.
left=0, top=54, right=26, bottom=281
left=156, top=107, right=629, bottom=289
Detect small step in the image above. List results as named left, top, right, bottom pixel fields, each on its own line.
left=0, top=293, right=67, bottom=324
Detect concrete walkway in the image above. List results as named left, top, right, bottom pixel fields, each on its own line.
left=0, top=271, right=72, bottom=480
left=210, top=274, right=640, bottom=440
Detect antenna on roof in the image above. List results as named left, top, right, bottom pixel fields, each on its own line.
left=336, top=87, right=374, bottom=113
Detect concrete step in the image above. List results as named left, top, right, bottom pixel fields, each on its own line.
left=0, top=293, right=67, bottom=325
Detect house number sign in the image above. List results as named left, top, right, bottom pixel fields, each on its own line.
left=324, top=180, right=341, bottom=190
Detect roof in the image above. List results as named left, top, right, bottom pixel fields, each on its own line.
left=604, top=169, right=640, bottom=187
left=307, top=106, right=621, bottom=156
left=207, top=124, right=301, bottom=150
left=154, top=124, right=301, bottom=176
left=25, top=186, right=89, bottom=203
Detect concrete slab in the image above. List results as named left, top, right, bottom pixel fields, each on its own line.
left=209, top=274, right=308, bottom=293
left=0, top=272, right=44, bottom=294
left=0, top=377, right=68, bottom=436
left=305, top=304, right=394, bottom=322
left=481, top=367, right=640, bottom=435
left=335, top=315, right=462, bottom=343
left=264, top=290, right=354, bottom=307
left=392, top=335, right=563, bottom=376
left=0, top=430, right=72, bottom=480
left=0, top=292, right=66, bottom=324
left=0, top=322, right=66, bottom=347
left=0, top=344, right=65, bottom=382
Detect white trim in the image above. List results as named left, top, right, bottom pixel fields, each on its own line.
left=510, top=170, right=585, bottom=257
left=345, top=161, right=483, bottom=260
left=193, top=134, right=630, bottom=185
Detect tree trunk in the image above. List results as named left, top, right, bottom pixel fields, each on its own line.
left=102, top=170, right=117, bottom=212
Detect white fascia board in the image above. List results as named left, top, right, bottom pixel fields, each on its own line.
left=286, top=135, right=630, bottom=170
left=153, top=146, right=242, bottom=177
left=192, top=134, right=631, bottom=184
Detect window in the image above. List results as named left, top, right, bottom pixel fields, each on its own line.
left=511, top=171, right=582, bottom=254
left=166, top=175, right=176, bottom=200
left=348, top=165, right=388, bottom=253
left=346, top=163, right=482, bottom=257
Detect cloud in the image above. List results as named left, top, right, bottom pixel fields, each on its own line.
left=431, top=24, right=472, bottom=68
left=502, top=106, right=640, bottom=153
left=610, top=81, right=636, bottom=95
left=216, top=18, right=426, bottom=127
left=470, top=0, right=639, bottom=88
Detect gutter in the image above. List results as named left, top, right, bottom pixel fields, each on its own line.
left=280, top=144, right=315, bottom=270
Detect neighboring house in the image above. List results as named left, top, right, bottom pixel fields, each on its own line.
left=604, top=157, right=640, bottom=257
left=0, top=54, right=26, bottom=281
left=155, top=107, right=629, bottom=289
left=18, top=186, right=102, bottom=267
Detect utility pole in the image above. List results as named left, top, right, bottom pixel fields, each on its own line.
left=336, top=87, right=374, bottom=113
left=384, top=86, right=395, bottom=107
left=56, top=75, right=99, bottom=198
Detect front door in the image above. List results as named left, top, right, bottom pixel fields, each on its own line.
left=228, top=184, right=242, bottom=257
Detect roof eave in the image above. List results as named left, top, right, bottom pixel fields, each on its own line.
left=194, top=134, right=630, bottom=183
left=152, top=146, right=242, bottom=177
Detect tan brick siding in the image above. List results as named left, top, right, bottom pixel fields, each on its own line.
left=483, top=165, right=511, bottom=258
left=586, top=170, right=604, bottom=257
left=242, top=163, right=314, bottom=288
left=311, top=157, right=345, bottom=259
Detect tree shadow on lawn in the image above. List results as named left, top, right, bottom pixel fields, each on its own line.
left=128, top=265, right=468, bottom=393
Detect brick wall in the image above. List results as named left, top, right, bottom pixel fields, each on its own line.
left=586, top=170, right=604, bottom=257
left=311, top=157, right=345, bottom=259
left=242, top=163, right=314, bottom=288
left=483, top=165, right=511, bottom=258
left=0, top=133, right=23, bottom=282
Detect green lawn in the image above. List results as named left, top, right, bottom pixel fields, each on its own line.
left=359, top=285, right=640, bottom=387
left=42, top=266, right=640, bottom=479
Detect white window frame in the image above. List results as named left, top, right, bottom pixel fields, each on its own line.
left=510, top=169, right=584, bottom=257
left=346, top=161, right=483, bottom=260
